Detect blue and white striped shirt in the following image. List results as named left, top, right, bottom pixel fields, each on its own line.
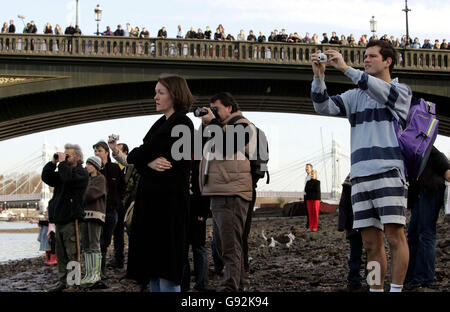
left=311, top=67, right=412, bottom=180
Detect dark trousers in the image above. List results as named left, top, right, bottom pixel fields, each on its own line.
left=305, top=200, right=310, bottom=229
left=55, top=221, right=79, bottom=284
left=406, top=191, right=442, bottom=286
left=211, top=196, right=249, bottom=292
left=347, top=231, right=366, bottom=285
left=100, top=210, right=118, bottom=255
left=113, top=202, right=126, bottom=263
left=182, top=244, right=209, bottom=291
left=211, top=231, right=224, bottom=273
left=242, top=188, right=256, bottom=270
left=182, top=216, right=209, bottom=291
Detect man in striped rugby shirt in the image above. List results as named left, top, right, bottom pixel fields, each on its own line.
left=310, top=40, right=411, bottom=292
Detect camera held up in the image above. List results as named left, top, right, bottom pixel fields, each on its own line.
left=194, top=106, right=219, bottom=118
left=317, top=52, right=328, bottom=63
left=110, top=134, right=120, bottom=142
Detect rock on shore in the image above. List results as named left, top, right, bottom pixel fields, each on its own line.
left=0, top=211, right=449, bottom=292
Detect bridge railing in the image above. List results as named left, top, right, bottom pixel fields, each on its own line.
left=0, top=34, right=449, bottom=71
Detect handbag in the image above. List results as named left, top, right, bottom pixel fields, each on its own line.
left=124, top=201, right=135, bottom=230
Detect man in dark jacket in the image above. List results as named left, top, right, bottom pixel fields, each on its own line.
left=64, top=23, right=76, bottom=35
left=329, top=31, right=339, bottom=44
left=185, top=26, right=197, bottom=39
left=41, top=143, right=89, bottom=292
left=405, top=146, right=450, bottom=289
left=93, top=141, right=126, bottom=277
left=157, top=27, right=167, bottom=38
left=27, top=21, right=37, bottom=33
left=114, top=25, right=124, bottom=36
left=8, top=20, right=15, bottom=33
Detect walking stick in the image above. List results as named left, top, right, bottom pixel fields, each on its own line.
left=74, top=219, right=81, bottom=264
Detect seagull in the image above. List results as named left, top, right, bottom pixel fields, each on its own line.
left=261, top=230, right=296, bottom=248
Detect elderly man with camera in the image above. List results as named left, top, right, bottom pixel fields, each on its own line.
left=198, top=92, right=256, bottom=292
left=41, top=143, right=89, bottom=292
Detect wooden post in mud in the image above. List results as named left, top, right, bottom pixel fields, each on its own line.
left=74, top=219, right=81, bottom=263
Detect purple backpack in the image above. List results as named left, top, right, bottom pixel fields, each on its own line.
left=393, top=98, right=439, bottom=181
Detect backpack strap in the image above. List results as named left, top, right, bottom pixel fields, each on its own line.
left=226, top=115, right=271, bottom=184
left=227, top=115, right=247, bottom=125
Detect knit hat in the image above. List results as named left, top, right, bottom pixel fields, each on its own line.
left=86, top=156, right=102, bottom=171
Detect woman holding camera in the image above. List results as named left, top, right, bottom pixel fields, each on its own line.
left=126, top=75, right=194, bottom=292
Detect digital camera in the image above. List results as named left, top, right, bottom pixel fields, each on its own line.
left=194, top=106, right=218, bottom=118
left=317, top=52, right=328, bottom=63
left=110, top=134, right=120, bottom=141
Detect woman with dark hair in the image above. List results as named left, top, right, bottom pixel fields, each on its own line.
left=126, top=75, right=194, bottom=292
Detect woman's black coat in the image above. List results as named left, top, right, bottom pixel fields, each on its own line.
left=304, top=179, right=321, bottom=201
left=126, top=112, right=194, bottom=285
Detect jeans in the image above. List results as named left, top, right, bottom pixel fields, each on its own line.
left=193, top=245, right=209, bottom=289
left=149, top=278, right=180, bottom=292
left=347, top=231, right=365, bottom=285
left=406, top=191, right=442, bottom=286
left=183, top=245, right=209, bottom=290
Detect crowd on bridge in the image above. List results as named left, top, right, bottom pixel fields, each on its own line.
left=1, top=19, right=449, bottom=51
left=33, top=39, right=450, bottom=294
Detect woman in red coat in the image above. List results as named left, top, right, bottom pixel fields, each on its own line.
left=305, top=169, right=321, bottom=231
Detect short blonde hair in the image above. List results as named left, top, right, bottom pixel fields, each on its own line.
left=311, top=169, right=318, bottom=179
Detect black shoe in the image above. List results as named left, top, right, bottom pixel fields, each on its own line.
left=48, top=283, right=66, bottom=292
left=336, top=283, right=366, bottom=292
left=89, top=281, right=108, bottom=290
left=108, top=259, right=124, bottom=269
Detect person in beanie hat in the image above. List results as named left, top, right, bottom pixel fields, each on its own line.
left=81, top=156, right=107, bottom=285
left=86, top=155, right=102, bottom=171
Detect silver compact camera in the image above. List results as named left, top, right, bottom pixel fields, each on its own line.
left=317, top=52, right=328, bottom=63
left=110, top=134, right=120, bottom=141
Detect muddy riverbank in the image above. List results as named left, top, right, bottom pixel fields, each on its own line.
left=0, top=211, right=449, bottom=292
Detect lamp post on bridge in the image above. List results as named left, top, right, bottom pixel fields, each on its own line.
left=95, top=4, right=102, bottom=36
left=75, top=0, right=79, bottom=28
left=370, top=16, right=377, bottom=40
left=403, top=0, right=411, bottom=47
left=17, top=15, right=25, bottom=28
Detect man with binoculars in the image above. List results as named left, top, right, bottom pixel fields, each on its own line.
left=41, top=143, right=89, bottom=292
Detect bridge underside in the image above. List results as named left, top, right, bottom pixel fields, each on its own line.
left=1, top=77, right=450, bottom=141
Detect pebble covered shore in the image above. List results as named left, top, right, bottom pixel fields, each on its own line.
left=0, top=211, right=448, bottom=292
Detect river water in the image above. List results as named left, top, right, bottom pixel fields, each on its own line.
left=0, top=222, right=41, bottom=263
